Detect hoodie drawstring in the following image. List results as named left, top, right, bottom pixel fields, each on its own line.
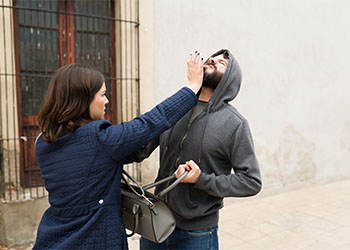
left=198, top=102, right=212, bottom=163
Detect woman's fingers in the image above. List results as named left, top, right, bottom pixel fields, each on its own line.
left=187, top=51, right=204, bottom=93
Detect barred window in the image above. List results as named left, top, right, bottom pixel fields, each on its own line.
left=0, top=0, right=140, bottom=201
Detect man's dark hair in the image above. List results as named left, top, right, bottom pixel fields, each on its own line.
left=221, top=49, right=229, bottom=60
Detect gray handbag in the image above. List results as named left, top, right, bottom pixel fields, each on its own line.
left=121, top=170, right=188, bottom=243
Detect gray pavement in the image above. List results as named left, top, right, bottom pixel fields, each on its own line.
left=129, top=178, right=350, bottom=250
left=2, top=178, right=349, bottom=250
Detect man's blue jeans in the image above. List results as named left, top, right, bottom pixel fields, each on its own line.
left=139, top=226, right=218, bottom=250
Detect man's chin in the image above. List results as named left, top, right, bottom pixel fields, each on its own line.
left=204, top=67, right=214, bottom=73
left=202, top=83, right=216, bottom=90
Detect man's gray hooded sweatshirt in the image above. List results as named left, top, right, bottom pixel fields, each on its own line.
left=130, top=49, right=262, bottom=231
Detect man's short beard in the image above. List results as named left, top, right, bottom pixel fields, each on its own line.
left=202, top=68, right=223, bottom=90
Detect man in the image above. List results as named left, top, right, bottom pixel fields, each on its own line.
left=135, top=49, right=262, bottom=249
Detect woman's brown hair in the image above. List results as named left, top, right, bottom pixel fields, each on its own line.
left=38, top=64, right=105, bottom=143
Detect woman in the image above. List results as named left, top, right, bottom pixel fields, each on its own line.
left=33, top=52, right=203, bottom=249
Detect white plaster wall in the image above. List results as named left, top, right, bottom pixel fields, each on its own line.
left=148, top=0, right=350, bottom=190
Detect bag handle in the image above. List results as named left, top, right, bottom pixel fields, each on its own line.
left=122, top=170, right=145, bottom=198
left=142, top=175, right=174, bottom=191
left=122, top=170, right=188, bottom=199
left=153, top=171, right=188, bottom=198
left=122, top=170, right=156, bottom=206
left=124, top=204, right=140, bottom=237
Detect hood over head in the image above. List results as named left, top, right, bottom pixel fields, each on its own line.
left=205, top=49, right=242, bottom=111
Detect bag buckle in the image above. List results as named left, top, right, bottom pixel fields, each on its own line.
left=141, top=194, right=155, bottom=209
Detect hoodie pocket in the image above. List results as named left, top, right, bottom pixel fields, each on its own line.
left=185, top=184, right=199, bottom=209
left=168, top=183, right=198, bottom=214
left=188, top=185, right=223, bottom=213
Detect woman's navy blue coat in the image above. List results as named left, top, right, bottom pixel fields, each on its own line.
left=33, top=87, right=197, bottom=249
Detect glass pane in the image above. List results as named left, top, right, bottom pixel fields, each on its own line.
left=74, top=0, right=112, bottom=74
left=18, top=27, right=59, bottom=72
left=16, top=0, right=59, bottom=115
left=19, top=75, right=51, bottom=115
left=16, top=0, right=58, bottom=27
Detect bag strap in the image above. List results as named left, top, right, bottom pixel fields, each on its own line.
left=122, top=170, right=155, bottom=207
left=124, top=203, right=140, bottom=237
left=122, top=169, right=188, bottom=200
left=142, top=175, right=174, bottom=191
left=149, top=171, right=188, bottom=198
left=122, top=170, right=145, bottom=198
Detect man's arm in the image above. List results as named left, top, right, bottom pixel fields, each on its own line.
left=175, top=121, right=262, bottom=198
left=123, top=138, right=159, bottom=164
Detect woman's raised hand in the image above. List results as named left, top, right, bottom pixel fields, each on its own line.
left=187, top=51, right=204, bottom=94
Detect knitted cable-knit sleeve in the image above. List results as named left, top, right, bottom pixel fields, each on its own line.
left=96, top=87, right=197, bottom=161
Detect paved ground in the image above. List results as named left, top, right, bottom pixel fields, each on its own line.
left=217, top=178, right=350, bottom=250
left=128, top=178, right=350, bottom=250
left=2, top=178, right=350, bottom=250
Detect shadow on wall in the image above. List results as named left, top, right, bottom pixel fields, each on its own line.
left=340, top=120, right=350, bottom=152
left=256, top=125, right=317, bottom=189
left=273, top=125, right=317, bottom=185
left=0, top=198, right=49, bottom=246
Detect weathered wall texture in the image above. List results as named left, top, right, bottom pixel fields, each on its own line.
left=142, top=0, right=350, bottom=190
left=0, top=198, right=49, bottom=246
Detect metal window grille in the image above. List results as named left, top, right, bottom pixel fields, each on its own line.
left=0, top=0, right=140, bottom=202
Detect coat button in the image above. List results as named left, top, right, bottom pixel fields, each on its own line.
left=99, top=199, right=104, bottom=204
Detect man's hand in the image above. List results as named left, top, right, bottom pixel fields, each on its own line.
left=174, top=160, right=201, bottom=183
